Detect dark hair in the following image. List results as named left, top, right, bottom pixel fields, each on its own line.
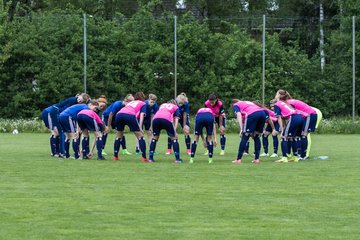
left=88, top=100, right=99, bottom=106
left=168, top=99, right=177, bottom=105
left=252, top=100, right=266, bottom=108
left=78, top=93, right=91, bottom=103
left=134, top=91, right=146, bottom=101
left=269, top=99, right=277, bottom=105
left=208, top=94, right=217, bottom=101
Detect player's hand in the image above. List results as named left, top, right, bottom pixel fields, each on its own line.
left=183, top=125, right=190, bottom=135
left=214, top=140, right=217, bottom=147
left=104, top=126, right=109, bottom=134
left=74, top=131, right=79, bottom=139
left=272, top=130, right=278, bottom=136
left=220, top=126, right=225, bottom=134
left=87, top=152, right=93, bottom=159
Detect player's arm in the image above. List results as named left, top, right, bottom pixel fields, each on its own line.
left=89, top=138, right=96, bottom=157
left=213, top=122, right=217, bottom=146
left=138, top=105, right=147, bottom=132
left=236, top=112, right=243, bottom=134
left=173, top=117, right=179, bottom=136
left=219, top=105, right=224, bottom=127
left=173, top=109, right=181, bottom=133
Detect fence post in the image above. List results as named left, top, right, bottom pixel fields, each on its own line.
left=83, top=13, right=87, bottom=94
left=174, top=15, right=177, bottom=99
left=262, top=15, right=266, bottom=105
left=353, top=16, right=356, bottom=123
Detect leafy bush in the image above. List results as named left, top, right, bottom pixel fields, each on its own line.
left=0, top=118, right=48, bottom=133
left=0, top=117, right=359, bottom=134
left=316, top=117, right=360, bottom=134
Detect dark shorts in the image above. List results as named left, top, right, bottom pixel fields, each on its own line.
left=243, top=111, right=266, bottom=134
left=152, top=118, right=176, bottom=137
left=59, top=115, right=77, bottom=133
left=302, top=113, right=317, bottom=133
left=42, top=106, right=61, bottom=131
left=115, top=113, right=141, bottom=132
left=215, top=116, right=226, bottom=128
left=143, top=119, right=151, bottom=131
left=78, top=114, right=103, bottom=132
left=102, top=115, right=116, bottom=129
left=283, top=114, right=303, bottom=138
left=179, top=115, right=190, bottom=128
left=265, top=121, right=280, bottom=132
left=194, top=113, right=214, bottom=136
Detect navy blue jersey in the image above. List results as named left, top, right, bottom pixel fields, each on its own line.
left=233, top=105, right=241, bottom=113
left=144, top=100, right=159, bottom=121
left=103, top=100, right=124, bottom=117
left=178, top=102, right=190, bottom=116
left=60, top=104, right=89, bottom=120
left=274, top=105, right=281, bottom=117
left=53, top=97, right=78, bottom=113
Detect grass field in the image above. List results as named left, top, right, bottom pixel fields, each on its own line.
left=1, top=133, right=360, bottom=240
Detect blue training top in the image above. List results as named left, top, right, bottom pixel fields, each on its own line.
left=102, top=100, right=124, bottom=117
left=178, top=102, right=190, bottom=118
left=144, top=100, right=159, bottom=121
left=53, top=97, right=78, bottom=113
left=60, top=104, right=89, bottom=120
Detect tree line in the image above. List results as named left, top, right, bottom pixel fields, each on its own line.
left=0, top=0, right=359, bottom=118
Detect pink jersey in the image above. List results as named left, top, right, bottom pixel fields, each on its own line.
left=274, top=100, right=301, bottom=120
left=197, top=107, right=215, bottom=116
left=287, top=99, right=316, bottom=115
left=152, top=103, right=179, bottom=122
left=205, top=100, right=223, bottom=117
left=263, top=108, right=277, bottom=123
left=233, top=101, right=263, bottom=116
left=78, top=110, right=103, bottom=124
left=118, top=100, right=146, bottom=116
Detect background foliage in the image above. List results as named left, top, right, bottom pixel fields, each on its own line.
left=0, top=0, right=359, bottom=118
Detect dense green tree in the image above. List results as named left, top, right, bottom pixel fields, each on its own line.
left=0, top=0, right=359, bottom=118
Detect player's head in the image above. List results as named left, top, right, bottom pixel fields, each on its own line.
left=148, top=94, right=157, bottom=106
left=208, top=94, right=218, bottom=106
left=176, top=92, right=187, bottom=106
left=231, top=99, right=241, bottom=105
left=252, top=100, right=265, bottom=108
left=77, top=93, right=91, bottom=104
left=269, top=99, right=276, bottom=110
left=168, top=99, right=177, bottom=105
left=134, top=91, right=146, bottom=101
left=97, top=95, right=108, bottom=111
left=88, top=99, right=100, bottom=111
left=124, top=94, right=134, bottom=103
left=275, top=89, right=292, bottom=101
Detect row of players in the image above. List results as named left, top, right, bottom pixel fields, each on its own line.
left=41, top=90, right=321, bottom=163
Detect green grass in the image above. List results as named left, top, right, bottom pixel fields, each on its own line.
left=1, top=133, right=360, bottom=240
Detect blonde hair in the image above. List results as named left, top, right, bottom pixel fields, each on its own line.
left=97, top=95, right=107, bottom=104
left=231, top=99, right=240, bottom=105
left=176, top=92, right=188, bottom=103
left=124, top=94, right=134, bottom=102
left=149, top=94, right=157, bottom=101
left=276, top=89, right=292, bottom=101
